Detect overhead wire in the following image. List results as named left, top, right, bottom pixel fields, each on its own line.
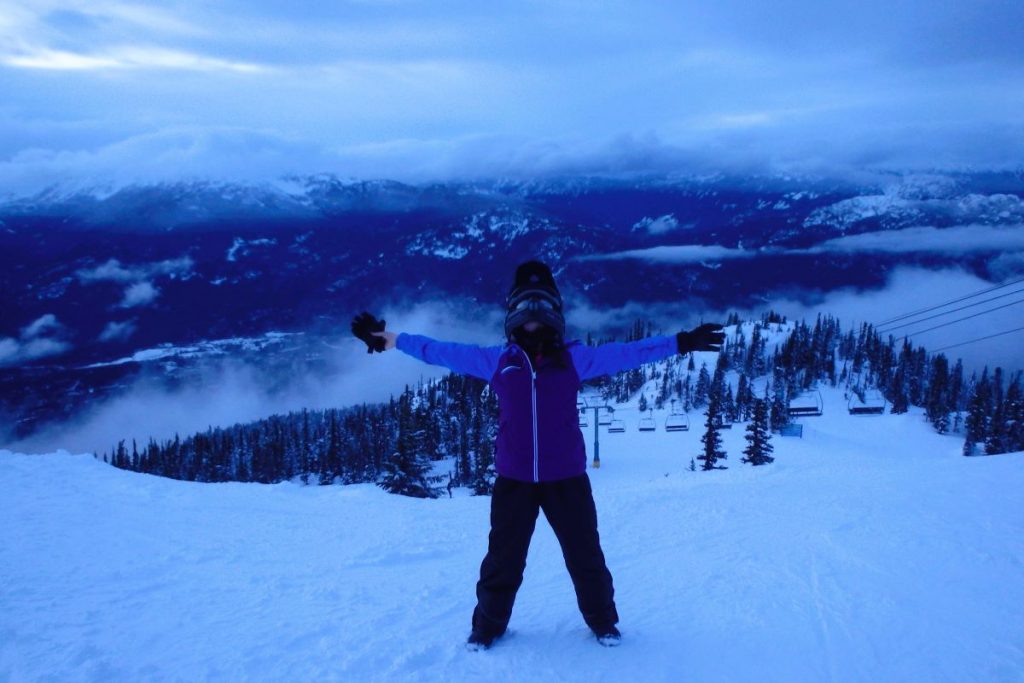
left=931, top=326, right=1024, bottom=353
left=875, top=287, right=1024, bottom=333
left=889, top=297, right=1024, bottom=343
left=876, top=274, right=1024, bottom=327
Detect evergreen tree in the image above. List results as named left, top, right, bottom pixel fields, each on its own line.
left=694, top=363, right=711, bottom=409
left=698, top=387, right=727, bottom=471
left=949, top=359, right=965, bottom=432
left=742, top=398, right=775, bottom=466
left=963, top=369, right=991, bottom=456
left=984, top=368, right=1008, bottom=455
left=889, top=363, right=909, bottom=415
left=768, top=367, right=789, bottom=433
left=736, top=373, right=753, bottom=422
left=378, top=388, right=438, bottom=498
left=1004, top=372, right=1024, bottom=452
left=722, top=384, right=737, bottom=424
left=925, top=355, right=950, bottom=432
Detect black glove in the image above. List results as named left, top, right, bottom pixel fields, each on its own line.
left=676, top=323, right=725, bottom=354
left=351, top=312, right=387, bottom=353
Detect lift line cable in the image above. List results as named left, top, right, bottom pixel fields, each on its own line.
left=876, top=287, right=1024, bottom=333
left=875, top=275, right=1024, bottom=328
left=892, top=297, right=1024, bottom=344
left=931, top=326, right=1024, bottom=353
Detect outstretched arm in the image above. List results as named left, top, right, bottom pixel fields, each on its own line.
left=393, top=333, right=502, bottom=381
left=570, top=323, right=725, bottom=381
left=351, top=312, right=502, bottom=380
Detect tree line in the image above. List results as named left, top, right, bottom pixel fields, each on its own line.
left=100, top=311, right=1023, bottom=496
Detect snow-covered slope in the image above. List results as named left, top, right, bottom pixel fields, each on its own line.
left=3, top=387, right=1023, bottom=682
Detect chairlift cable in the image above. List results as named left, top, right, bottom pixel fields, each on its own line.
left=893, top=297, right=1024, bottom=343
left=874, top=276, right=1024, bottom=327
left=876, top=287, right=1024, bottom=333
left=930, top=326, right=1024, bottom=353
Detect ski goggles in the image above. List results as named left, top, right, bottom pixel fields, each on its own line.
left=506, top=287, right=562, bottom=314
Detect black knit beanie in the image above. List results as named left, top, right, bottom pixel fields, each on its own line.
left=510, top=261, right=560, bottom=298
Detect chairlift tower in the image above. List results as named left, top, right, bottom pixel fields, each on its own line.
left=580, top=397, right=615, bottom=468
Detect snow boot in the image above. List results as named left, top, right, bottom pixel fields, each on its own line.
left=466, top=629, right=499, bottom=651
left=593, top=625, right=621, bottom=647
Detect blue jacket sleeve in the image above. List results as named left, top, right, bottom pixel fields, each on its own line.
left=395, top=333, right=503, bottom=381
left=569, top=335, right=678, bottom=381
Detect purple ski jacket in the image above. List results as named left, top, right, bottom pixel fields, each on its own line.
left=396, top=333, right=677, bottom=482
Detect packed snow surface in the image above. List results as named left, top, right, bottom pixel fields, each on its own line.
left=3, top=388, right=1023, bottom=682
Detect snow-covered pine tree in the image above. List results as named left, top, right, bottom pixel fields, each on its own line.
left=769, top=366, right=790, bottom=432
left=723, top=383, right=737, bottom=424
left=984, top=368, right=1007, bottom=455
left=963, top=369, right=991, bottom=456
left=470, top=392, right=497, bottom=495
left=736, top=373, right=753, bottom=422
left=1005, top=372, right=1024, bottom=452
left=925, top=355, right=950, bottom=432
left=742, top=398, right=775, bottom=466
left=890, top=364, right=910, bottom=415
left=378, top=387, right=438, bottom=498
left=319, top=411, right=342, bottom=485
left=949, top=359, right=965, bottom=432
left=698, top=376, right=727, bottom=471
left=694, top=363, right=711, bottom=409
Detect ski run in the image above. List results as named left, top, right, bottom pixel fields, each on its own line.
left=3, top=381, right=1023, bottom=682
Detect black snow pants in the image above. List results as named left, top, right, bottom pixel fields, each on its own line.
left=472, top=473, right=618, bottom=637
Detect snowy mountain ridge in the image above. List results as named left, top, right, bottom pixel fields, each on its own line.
left=4, top=171, right=1022, bottom=230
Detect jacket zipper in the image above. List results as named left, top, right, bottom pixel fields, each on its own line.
left=521, top=348, right=539, bottom=482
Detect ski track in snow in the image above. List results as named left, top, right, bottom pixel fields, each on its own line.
left=2, top=387, right=1024, bottom=682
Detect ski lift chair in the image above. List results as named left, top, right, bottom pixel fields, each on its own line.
left=848, top=390, right=886, bottom=415
left=788, top=390, right=824, bottom=417
left=578, top=409, right=589, bottom=428
left=598, top=410, right=613, bottom=426
left=638, top=413, right=657, bottom=432
left=608, top=419, right=626, bottom=433
left=665, top=411, right=690, bottom=432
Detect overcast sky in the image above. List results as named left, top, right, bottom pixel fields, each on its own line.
left=1, top=0, right=1023, bottom=189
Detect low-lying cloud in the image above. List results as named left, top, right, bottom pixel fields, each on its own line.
left=579, top=244, right=764, bottom=264
left=98, top=320, right=138, bottom=343
left=119, top=282, right=159, bottom=308
left=584, top=224, right=1024, bottom=266
left=810, top=224, right=1024, bottom=255
left=5, top=300, right=507, bottom=455
left=77, top=256, right=194, bottom=283
left=76, top=256, right=192, bottom=311
left=633, top=214, right=684, bottom=235
left=0, top=314, right=71, bottom=367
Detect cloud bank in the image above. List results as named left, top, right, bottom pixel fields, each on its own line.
left=810, top=225, right=1024, bottom=255
left=585, top=224, right=1024, bottom=266
left=1, top=1, right=1022, bottom=193
left=6, top=300, right=507, bottom=455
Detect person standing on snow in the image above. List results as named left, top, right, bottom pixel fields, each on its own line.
left=351, top=261, right=724, bottom=649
